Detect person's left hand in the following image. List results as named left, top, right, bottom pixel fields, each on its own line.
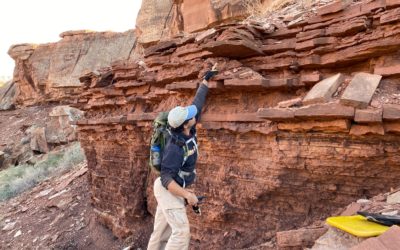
left=203, top=63, right=218, bottom=81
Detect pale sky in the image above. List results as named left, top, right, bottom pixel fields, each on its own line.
left=0, top=0, right=142, bottom=77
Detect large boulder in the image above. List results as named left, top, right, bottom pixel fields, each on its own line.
left=46, top=106, right=84, bottom=144
left=1, top=142, right=33, bottom=168
left=0, top=81, right=17, bottom=110
left=28, top=126, right=49, bottom=154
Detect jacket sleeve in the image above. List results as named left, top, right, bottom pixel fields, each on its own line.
left=192, top=83, right=209, bottom=122
left=160, top=143, right=184, bottom=189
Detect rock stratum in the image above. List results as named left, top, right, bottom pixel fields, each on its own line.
left=74, top=0, right=400, bottom=248
left=7, top=0, right=400, bottom=249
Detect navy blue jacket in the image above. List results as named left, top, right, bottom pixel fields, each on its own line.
left=160, top=83, right=209, bottom=189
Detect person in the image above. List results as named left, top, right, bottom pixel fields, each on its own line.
left=147, top=64, right=218, bottom=250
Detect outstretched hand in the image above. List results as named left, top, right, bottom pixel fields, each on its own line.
left=203, top=63, right=218, bottom=81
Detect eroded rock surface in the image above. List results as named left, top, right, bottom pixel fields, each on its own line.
left=136, top=0, right=249, bottom=45
left=8, top=30, right=136, bottom=106
left=0, top=81, right=17, bottom=110
left=72, top=1, right=400, bottom=248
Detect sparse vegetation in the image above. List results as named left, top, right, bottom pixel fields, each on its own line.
left=0, top=142, right=86, bottom=201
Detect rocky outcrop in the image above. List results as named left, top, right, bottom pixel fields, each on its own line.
left=8, top=30, right=137, bottom=107
left=308, top=188, right=400, bottom=250
left=136, top=0, right=285, bottom=46
left=0, top=81, right=17, bottom=110
left=0, top=106, right=82, bottom=169
left=73, top=0, right=400, bottom=248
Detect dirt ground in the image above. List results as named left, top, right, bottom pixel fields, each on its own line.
left=0, top=105, right=150, bottom=250
left=0, top=162, right=141, bottom=250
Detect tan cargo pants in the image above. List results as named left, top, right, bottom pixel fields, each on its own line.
left=147, top=177, right=190, bottom=250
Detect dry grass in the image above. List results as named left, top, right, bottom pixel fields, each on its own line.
left=0, top=142, right=86, bottom=202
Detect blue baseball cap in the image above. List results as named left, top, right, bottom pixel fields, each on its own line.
left=186, top=105, right=198, bottom=120
left=168, top=105, right=198, bottom=128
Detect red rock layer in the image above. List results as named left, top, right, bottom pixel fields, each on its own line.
left=75, top=0, right=400, bottom=248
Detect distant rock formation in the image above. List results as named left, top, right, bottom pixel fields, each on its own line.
left=0, top=105, right=82, bottom=170
left=8, top=30, right=137, bottom=106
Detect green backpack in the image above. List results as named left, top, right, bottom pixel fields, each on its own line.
left=149, top=112, right=189, bottom=173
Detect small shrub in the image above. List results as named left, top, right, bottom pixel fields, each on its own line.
left=0, top=142, right=86, bottom=202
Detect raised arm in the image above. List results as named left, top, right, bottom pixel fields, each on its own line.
left=192, top=80, right=209, bottom=122
left=192, top=64, right=218, bottom=122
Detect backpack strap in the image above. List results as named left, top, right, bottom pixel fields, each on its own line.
left=178, top=169, right=197, bottom=188
left=167, top=131, right=199, bottom=188
left=178, top=137, right=199, bottom=188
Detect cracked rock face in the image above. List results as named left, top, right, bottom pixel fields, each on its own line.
left=74, top=0, right=400, bottom=247
left=135, top=0, right=249, bottom=45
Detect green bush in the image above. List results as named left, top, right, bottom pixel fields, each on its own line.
left=0, top=142, right=86, bottom=202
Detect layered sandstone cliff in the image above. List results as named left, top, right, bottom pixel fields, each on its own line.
left=8, top=30, right=136, bottom=106
left=135, top=0, right=302, bottom=46
left=136, top=0, right=249, bottom=45
left=74, top=0, right=400, bottom=248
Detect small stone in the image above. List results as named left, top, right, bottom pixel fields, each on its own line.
left=195, top=28, right=217, bottom=42
left=277, top=98, right=302, bottom=108
left=387, top=191, right=400, bottom=204
left=33, top=237, right=38, bottom=243
left=48, top=189, right=68, bottom=200
left=52, top=234, right=59, bottom=242
left=2, top=222, right=16, bottom=231
left=20, top=137, right=30, bottom=145
left=370, top=99, right=381, bottom=108
left=357, top=199, right=371, bottom=203
left=35, top=188, right=53, bottom=199
left=14, top=230, right=22, bottom=238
